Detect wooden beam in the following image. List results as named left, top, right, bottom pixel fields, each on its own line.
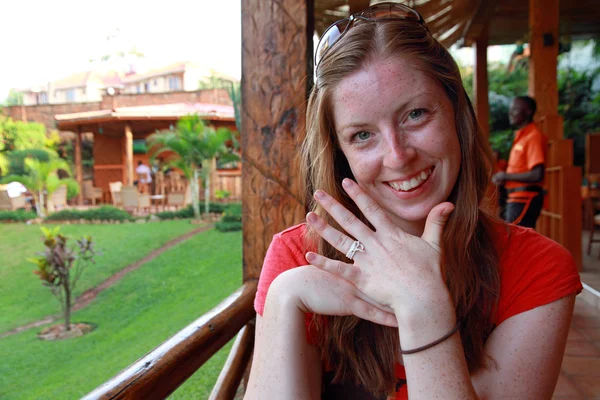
left=473, top=30, right=490, bottom=138
left=460, top=0, right=500, bottom=46
left=208, top=323, right=255, bottom=400
left=241, top=0, right=309, bottom=282
left=74, top=126, right=84, bottom=205
left=528, top=0, right=561, bottom=141
left=125, top=123, right=134, bottom=185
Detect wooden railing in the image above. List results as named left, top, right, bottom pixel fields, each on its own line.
left=536, top=165, right=582, bottom=269
left=83, top=281, right=257, bottom=399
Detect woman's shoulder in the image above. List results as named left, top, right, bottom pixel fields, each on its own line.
left=490, top=221, right=582, bottom=325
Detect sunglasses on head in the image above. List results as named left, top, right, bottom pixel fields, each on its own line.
left=314, top=2, right=427, bottom=70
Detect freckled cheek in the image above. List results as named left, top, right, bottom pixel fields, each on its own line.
left=346, top=154, right=379, bottom=184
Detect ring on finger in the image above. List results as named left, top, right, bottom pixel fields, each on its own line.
left=345, top=240, right=365, bottom=260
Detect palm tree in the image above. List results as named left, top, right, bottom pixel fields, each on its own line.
left=147, top=114, right=239, bottom=219
left=1, top=155, right=79, bottom=217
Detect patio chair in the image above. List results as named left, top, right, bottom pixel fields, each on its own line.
left=0, top=190, right=27, bottom=211
left=109, top=181, right=123, bottom=207
left=48, top=185, right=68, bottom=212
left=166, top=185, right=191, bottom=210
left=121, top=185, right=151, bottom=215
left=586, top=173, right=600, bottom=258
left=83, top=180, right=103, bottom=205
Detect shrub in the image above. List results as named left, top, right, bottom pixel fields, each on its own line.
left=216, top=203, right=242, bottom=232
left=0, top=209, right=37, bottom=222
left=6, top=149, right=52, bottom=176
left=44, top=206, right=133, bottom=222
left=155, top=202, right=240, bottom=220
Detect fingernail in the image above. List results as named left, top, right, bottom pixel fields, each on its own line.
left=305, top=252, right=316, bottom=263
left=342, top=178, right=352, bottom=188
left=442, top=205, right=454, bottom=217
left=306, top=212, right=318, bottom=223
left=314, top=190, right=325, bottom=200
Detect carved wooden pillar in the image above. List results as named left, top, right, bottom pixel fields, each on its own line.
left=473, top=30, right=490, bottom=138
left=528, top=0, right=562, bottom=141
left=75, top=125, right=83, bottom=205
left=125, top=123, right=134, bottom=185
left=241, top=0, right=313, bottom=281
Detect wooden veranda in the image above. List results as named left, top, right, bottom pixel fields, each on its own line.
left=55, top=103, right=239, bottom=204
left=82, top=0, right=599, bottom=398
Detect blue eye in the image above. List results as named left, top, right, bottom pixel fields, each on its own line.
left=408, top=109, right=425, bottom=120
left=355, top=131, right=371, bottom=141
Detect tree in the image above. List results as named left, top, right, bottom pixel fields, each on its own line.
left=147, top=115, right=239, bottom=219
left=4, top=89, right=24, bottom=106
left=29, top=227, right=95, bottom=331
left=0, top=154, right=79, bottom=217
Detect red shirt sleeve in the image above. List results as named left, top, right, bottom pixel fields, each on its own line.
left=494, top=226, right=582, bottom=326
left=254, top=224, right=308, bottom=316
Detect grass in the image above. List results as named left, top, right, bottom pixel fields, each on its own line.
left=0, top=228, right=243, bottom=399
left=0, top=220, right=198, bottom=333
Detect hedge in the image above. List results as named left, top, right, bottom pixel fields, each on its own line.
left=44, top=206, right=134, bottom=222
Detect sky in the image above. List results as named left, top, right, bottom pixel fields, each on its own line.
left=0, top=0, right=242, bottom=100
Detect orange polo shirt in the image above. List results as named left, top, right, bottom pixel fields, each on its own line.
left=505, top=122, right=547, bottom=198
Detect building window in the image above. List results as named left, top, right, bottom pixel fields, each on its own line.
left=66, top=89, right=76, bottom=102
left=168, top=76, right=181, bottom=91
left=144, top=83, right=150, bottom=92
left=39, top=92, right=48, bottom=104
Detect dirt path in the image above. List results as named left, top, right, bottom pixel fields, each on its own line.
left=0, top=224, right=214, bottom=339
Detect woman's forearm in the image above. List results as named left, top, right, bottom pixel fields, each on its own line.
left=245, top=279, right=321, bottom=400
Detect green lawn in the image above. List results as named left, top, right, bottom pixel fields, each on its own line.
left=0, top=228, right=243, bottom=399
left=0, top=220, right=198, bottom=333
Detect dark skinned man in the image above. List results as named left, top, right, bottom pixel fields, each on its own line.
left=492, top=96, right=547, bottom=228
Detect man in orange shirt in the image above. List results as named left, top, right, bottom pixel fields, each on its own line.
left=492, top=96, right=547, bottom=228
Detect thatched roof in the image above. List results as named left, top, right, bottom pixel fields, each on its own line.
left=315, top=0, right=600, bottom=47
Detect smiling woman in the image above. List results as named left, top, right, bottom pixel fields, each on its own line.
left=244, top=3, right=582, bottom=400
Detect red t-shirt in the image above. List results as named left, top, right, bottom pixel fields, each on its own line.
left=254, top=222, right=582, bottom=399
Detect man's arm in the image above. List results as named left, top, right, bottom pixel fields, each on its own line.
left=492, top=164, right=544, bottom=185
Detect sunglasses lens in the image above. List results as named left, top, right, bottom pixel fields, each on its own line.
left=315, top=19, right=351, bottom=67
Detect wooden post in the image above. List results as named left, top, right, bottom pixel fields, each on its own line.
left=74, top=126, right=84, bottom=205
left=241, top=0, right=312, bottom=282
left=125, top=123, right=134, bottom=185
left=528, top=0, right=561, bottom=141
left=473, top=29, right=490, bottom=138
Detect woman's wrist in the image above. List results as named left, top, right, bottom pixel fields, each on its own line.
left=392, top=286, right=457, bottom=348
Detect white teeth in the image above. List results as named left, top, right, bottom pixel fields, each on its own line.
left=388, top=167, right=432, bottom=192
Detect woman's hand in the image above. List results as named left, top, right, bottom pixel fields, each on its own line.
left=305, top=178, right=455, bottom=324
left=268, top=265, right=398, bottom=327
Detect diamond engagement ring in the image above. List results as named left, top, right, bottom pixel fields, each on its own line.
left=345, top=240, right=365, bottom=260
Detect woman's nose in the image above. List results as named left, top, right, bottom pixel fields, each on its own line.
left=383, top=133, right=416, bottom=168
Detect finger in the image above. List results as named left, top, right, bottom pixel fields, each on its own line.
left=306, top=251, right=360, bottom=283
left=341, top=178, right=392, bottom=230
left=348, top=296, right=398, bottom=327
left=421, top=202, right=454, bottom=252
left=313, top=189, right=372, bottom=240
left=355, top=290, right=395, bottom=314
left=306, top=211, right=360, bottom=258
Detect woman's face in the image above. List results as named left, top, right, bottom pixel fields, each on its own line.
left=330, top=55, right=461, bottom=235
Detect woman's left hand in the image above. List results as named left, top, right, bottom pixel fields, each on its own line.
left=305, top=178, right=454, bottom=322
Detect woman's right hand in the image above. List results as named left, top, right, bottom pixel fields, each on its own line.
left=266, top=265, right=398, bottom=327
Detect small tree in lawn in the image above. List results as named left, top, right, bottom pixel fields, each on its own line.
left=147, top=114, right=239, bottom=219
left=29, top=227, right=96, bottom=331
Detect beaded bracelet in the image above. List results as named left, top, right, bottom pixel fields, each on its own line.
left=399, top=320, right=461, bottom=355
